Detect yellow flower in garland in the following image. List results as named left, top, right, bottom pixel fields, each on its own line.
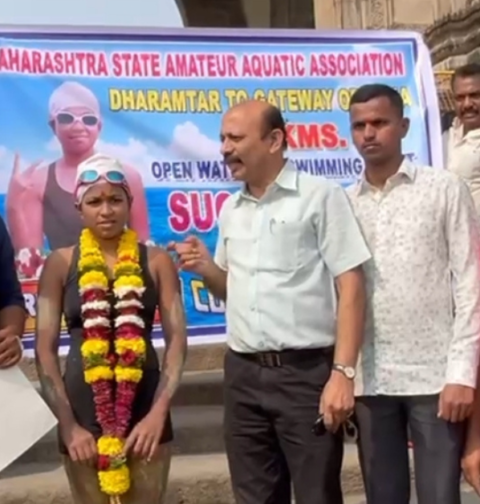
left=98, top=435, right=124, bottom=456
left=81, top=339, right=110, bottom=357
left=85, top=366, right=114, bottom=383
left=115, top=338, right=146, bottom=355
left=99, top=465, right=130, bottom=495
left=79, top=270, right=109, bottom=289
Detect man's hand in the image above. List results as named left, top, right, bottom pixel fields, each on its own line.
left=167, top=236, right=213, bottom=276
left=438, top=384, right=474, bottom=422
left=61, top=422, right=97, bottom=465
left=123, top=410, right=167, bottom=461
left=463, top=432, right=480, bottom=495
left=0, top=326, right=22, bottom=368
left=319, top=371, right=354, bottom=432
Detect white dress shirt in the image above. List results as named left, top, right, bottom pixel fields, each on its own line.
left=447, top=118, right=480, bottom=215
left=214, top=160, right=371, bottom=353
left=347, top=159, right=480, bottom=396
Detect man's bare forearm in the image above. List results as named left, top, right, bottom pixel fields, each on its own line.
left=334, top=269, right=366, bottom=367
left=0, top=305, right=26, bottom=337
left=152, top=292, right=188, bottom=415
left=202, top=263, right=227, bottom=301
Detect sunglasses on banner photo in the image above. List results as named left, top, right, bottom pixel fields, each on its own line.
left=78, top=169, right=127, bottom=185
left=55, top=112, right=99, bottom=126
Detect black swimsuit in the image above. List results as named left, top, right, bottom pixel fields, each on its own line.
left=59, top=243, right=173, bottom=453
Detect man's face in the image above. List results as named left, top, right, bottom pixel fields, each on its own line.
left=453, top=75, right=480, bottom=131
left=53, top=106, right=101, bottom=156
left=220, top=108, right=273, bottom=182
left=350, top=96, right=409, bottom=165
left=79, top=183, right=129, bottom=240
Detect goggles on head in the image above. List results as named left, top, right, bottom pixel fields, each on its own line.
left=77, top=168, right=126, bottom=185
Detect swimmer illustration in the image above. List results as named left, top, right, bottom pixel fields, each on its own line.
left=6, top=81, right=150, bottom=252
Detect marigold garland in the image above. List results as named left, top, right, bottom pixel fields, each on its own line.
left=78, top=228, right=146, bottom=502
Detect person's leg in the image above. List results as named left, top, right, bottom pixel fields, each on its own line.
left=407, top=395, right=465, bottom=504
left=124, top=442, right=172, bottom=504
left=274, top=350, right=343, bottom=504
left=224, top=350, right=291, bottom=504
left=63, top=455, right=109, bottom=504
left=355, top=396, right=410, bottom=504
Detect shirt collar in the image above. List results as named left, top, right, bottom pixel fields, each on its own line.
left=451, top=116, right=480, bottom=142
left=355, top=157, right=417, bottom=196
left=235, top=159, right=298, bottom=204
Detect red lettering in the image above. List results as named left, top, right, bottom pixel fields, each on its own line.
left=286, top=123, right=342, bottom=150
left=111, top=52, right=161, bottom=78
left=191, top=191, right=215, bottom=232
left=168, top=191, right=233, bottom=233
left=168, top=192, right=190, bottom=233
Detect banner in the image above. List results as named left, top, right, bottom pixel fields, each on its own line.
left=0, top=27, right=441, bottom=355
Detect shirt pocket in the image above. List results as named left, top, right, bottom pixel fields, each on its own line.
left=261, top=220, right=304, bottom=272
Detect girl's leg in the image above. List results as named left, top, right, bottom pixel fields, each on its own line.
left=125, top=443, right=172, bottom=504
left=63, top=455, right=109, bottom=504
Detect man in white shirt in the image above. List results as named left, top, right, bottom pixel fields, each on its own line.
left=169, top=100, right=371, bottom=504
left=446, top=63, right=480, bottom=214
left=347, top=84, right=480, bottom=504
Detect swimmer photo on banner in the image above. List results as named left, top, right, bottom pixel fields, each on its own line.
left=0, top=27, right=442, bottom=354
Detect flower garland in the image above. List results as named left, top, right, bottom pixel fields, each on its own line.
left=78, top=228, right=146, bottom=502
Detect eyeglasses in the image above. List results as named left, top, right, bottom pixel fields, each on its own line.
left=78, top=169, right=126, bottom=185
left=56, top=112, right=99, bottom=126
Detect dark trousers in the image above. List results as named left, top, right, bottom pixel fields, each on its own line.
left=223, top=348, right=344, bottom=504
left=355, top=395, right=466, bottom=504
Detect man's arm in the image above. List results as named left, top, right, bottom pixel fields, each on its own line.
left=149, top=249, right=188, bottom=416
left=0, top=216, right=26, bottom=334
left=316, top=183, right=371, bottom=366
left=334, top=267, right=366, bottom=367
left=444, top=178, right=480, bottom=389
left=34, top=251, right=76, bottom=427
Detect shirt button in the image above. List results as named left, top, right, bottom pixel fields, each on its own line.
left=250, top=306, right=256, bottom=312
left=258, top=341, right=265, bottom=349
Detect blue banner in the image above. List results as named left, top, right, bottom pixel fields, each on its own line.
left=0, top=27, right=441, bottom=353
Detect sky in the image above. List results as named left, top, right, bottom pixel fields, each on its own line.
left=1, top=0, right=184, bottom=28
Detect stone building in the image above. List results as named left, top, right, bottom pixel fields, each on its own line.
left=175, top=0, right=478, bottom=69
left=175, top=0, right=479, bottom=113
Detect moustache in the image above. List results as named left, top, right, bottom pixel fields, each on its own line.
left=224, top=155, right=242, bottom=164
left=461, top=108, right=478, bottom=115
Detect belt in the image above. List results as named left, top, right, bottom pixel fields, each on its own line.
left=232, top=347, right=333, bottom=367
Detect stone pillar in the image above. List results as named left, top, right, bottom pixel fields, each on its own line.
left=175, top=0, right=248, bottom=27
left=270, top=0, right=315, bottom=27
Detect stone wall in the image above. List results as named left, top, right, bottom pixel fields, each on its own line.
left=175, top=0, right=314, bottom=28
left=424, top=1, right=480, bottom=69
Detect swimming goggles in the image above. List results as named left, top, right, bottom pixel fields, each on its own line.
left=77, top=168, right=126, bottom=185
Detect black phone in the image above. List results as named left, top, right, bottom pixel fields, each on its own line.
left=312, top=415, right=327, bottom=436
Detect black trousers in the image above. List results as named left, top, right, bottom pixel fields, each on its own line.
left=355, top=395, right=466, bottom=504
left=223, top=348, right=344, bottom=504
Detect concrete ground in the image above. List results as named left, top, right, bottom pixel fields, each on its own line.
left=345, top=490, right=479, bottom=503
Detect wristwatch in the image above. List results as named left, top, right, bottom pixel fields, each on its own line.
left=332, top=363, right=356, bottom=380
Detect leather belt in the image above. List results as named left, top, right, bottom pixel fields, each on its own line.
left=232, top=347, right=333, bottom=367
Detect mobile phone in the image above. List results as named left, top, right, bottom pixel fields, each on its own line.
left=312, top=415, right=327, bottom=436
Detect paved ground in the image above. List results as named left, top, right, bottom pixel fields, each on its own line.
left=345, top=490, right=479, bottom=503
